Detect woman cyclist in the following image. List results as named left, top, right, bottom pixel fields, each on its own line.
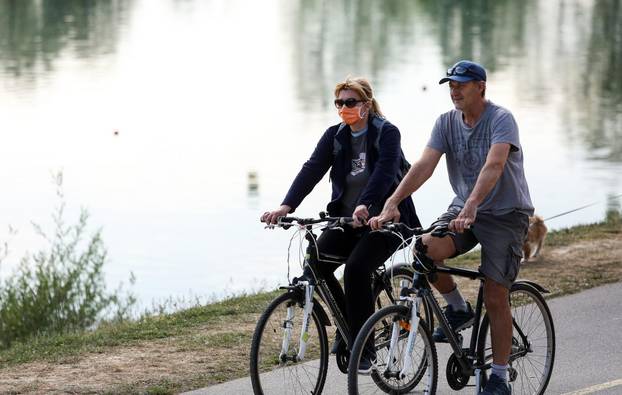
left=261, top=77, right=420, bottom=372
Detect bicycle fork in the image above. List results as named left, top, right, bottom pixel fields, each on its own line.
left=280, top=282, right=314, bottom=363
left=386, top=294, right=422, bottom=379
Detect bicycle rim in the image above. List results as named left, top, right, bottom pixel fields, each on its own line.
left=348, top=305, right=438, bottom=395
left=250, top=292, right=328, bottom=395
left=477, top=283, right=555, bottom=395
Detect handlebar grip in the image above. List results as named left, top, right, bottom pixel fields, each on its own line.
left=276, top=216, right=295, bottom=229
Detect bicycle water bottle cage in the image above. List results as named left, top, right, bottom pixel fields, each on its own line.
left=413, top=238, right=435, bottom=273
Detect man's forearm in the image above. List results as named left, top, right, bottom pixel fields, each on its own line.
left=386, top=160, right=435, bottom=206
left=466, top=161, right=504, bottom=206
left=466, top=143, right=510, bottom=207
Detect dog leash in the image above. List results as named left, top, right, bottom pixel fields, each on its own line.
left=542, top=193, right=622, bottom=222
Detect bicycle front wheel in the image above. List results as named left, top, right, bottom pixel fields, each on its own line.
left=476, top=282, right=555, bottom=395
left=250, top=291, right=329, bottom=395
left=373, top=265, right=434, bottom=332
left=347, top=304, right=438, bottom=395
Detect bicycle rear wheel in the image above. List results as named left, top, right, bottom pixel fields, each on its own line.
left=347, top=304, right=438, bottom=395
left=476, top=282, right=555, bottom=395
left=250, top=291, right=329, bottom=395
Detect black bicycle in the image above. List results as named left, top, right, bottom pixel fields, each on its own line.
left=249, top=214, right=434, bottom=395
left=347, top=223, right=556, bottom=395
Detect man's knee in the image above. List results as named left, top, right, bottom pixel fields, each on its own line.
left=420, top=234, right=456, bottom=261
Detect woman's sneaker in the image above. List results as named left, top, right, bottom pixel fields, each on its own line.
left=432, top=302, right=475, bottom=342
left=481, top=374, right=511, bottom=394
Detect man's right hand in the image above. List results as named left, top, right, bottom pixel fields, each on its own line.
left=368, top=201, right=401, bottom=230
left=260, top=205, right=292, bottom=225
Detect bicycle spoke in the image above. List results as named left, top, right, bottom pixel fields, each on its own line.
left=478, top=285, right=555, bottom=395
left=251, top=293, right=328, bottom=395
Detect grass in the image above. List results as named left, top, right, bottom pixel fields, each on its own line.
left=0, top=290, right=280, bottom=368
left=0, top=218, right=620, bottom=394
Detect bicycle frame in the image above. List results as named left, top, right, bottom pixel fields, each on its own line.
left=393, top=263, right=548, bottom=394
left=278, top=224, right=351, bottom=362
left=394, top=265, right=487, bottom=392
left=278, top=222, right=407, bottom=364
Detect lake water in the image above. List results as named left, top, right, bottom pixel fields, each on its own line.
left=1, top=0, right=621, bottom=308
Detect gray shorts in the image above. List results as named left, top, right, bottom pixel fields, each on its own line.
left=431, top=207, right=529, bottom=289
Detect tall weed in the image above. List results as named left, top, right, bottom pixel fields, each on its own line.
left=0, top=173, right=135, bottom=349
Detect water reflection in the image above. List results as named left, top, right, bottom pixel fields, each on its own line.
left=0, top=0, right=620, bottom=305
left=580, top=0, right=622, bottom=161
left=418, top=0, right=531, bottom=71
left=288, top=0, right=421, bottom=109
left=0, top=0, right=134, bottom=82
left=288, top=0, right=622, bottom=162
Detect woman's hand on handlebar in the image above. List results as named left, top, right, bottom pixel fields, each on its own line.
left=351, top=205, right=369, bottom=228
left=368, top=201, right=401, bottom=230
left=260, top=205, right=292, bottom=225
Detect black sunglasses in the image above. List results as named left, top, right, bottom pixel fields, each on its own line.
left=447, top=65, right=484, bottom=80
left=334, top=98, right=364, bottom=109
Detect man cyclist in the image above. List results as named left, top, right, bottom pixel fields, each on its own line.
left=369, top=60, right=533, bottom=395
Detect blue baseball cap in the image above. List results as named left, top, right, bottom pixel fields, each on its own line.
left=439, top=60, right=487, bottom=84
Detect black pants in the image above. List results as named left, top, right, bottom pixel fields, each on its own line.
left=313, top=227, right=403, bottom=345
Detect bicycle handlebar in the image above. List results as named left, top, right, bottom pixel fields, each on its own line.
left=266, top=213, right=355, bottom=230
left=264, top=212, right=466, bottom=237
left=380, top=222, right=461, bottom=238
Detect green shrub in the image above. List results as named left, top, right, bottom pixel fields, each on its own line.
left=0, top=173, right=135, bottom=349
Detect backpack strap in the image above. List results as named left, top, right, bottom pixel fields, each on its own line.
left=371, top=116, right=387, bottom=152
left=333, top=122, right=347, bottom=157
left=371, top=116, right=411, bottom=180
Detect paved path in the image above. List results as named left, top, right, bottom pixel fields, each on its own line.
left=185, top=282, right=622, bottom=394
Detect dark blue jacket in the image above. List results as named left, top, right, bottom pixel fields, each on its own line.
left=282, top=116, right=420, bottom=228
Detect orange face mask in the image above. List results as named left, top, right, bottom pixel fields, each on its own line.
left=339, top=106, right=366, bottom=125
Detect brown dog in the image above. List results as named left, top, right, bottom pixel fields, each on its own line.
left=522, top=215, right=547, bottom=263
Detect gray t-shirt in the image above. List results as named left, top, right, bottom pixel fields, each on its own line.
left=427, top=101, right=534, bottom=216
left=339, top=130, right=370, bottom=217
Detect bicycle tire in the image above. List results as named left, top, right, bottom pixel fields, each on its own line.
left=250, top=291, right=329, bottom=395
left=347, top=304, right=438, bottom=395
left=476, top=282, right=555, bottom=395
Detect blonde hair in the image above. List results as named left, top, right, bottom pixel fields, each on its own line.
left=334, top=77, right=384, bottom=118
